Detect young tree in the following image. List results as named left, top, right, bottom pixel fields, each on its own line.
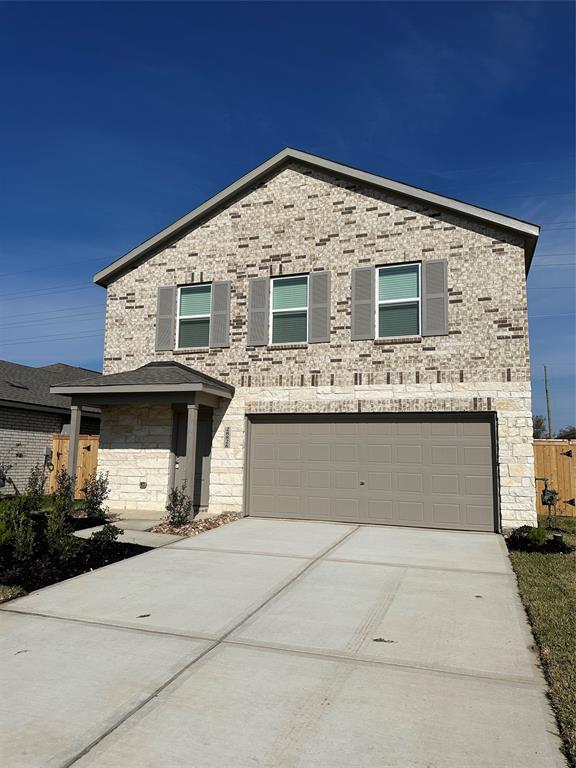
left=532, top=414, right=548, bottom=439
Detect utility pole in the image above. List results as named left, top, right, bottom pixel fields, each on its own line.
left=544, top=365, right=553, bottom=439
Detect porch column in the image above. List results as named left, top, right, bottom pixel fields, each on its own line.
left=185, top=403, right=199, bottom=499
left=68, top=405, right=82, bottom=481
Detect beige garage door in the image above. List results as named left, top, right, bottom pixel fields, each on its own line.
left=247, top=416, right=496, bottom=532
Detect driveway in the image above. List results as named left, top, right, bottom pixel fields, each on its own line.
left=0, top=519, right=565, bottom=767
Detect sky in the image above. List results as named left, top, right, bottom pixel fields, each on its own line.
left=0, top=1, right=574, bottom=428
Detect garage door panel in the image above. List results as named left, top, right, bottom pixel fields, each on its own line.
left=335, top=472, right=360, bottom=490
left=307, top=470, right=331, bottom=488
left=431, top=474, right=460, bottom=494
left=463, top=446, right=492, bottom=466
left=396, top=445, right=423, bottom=463
left=367, top=472, right=392, bottom=491
left=334, top=443, right=360, bottom=462
left=432, top=503, right=461, bottom=524
left=398, top=501, right=425, bottom=522
left=307, top=443, right=331, bottom=462
left=397, top=473, right=423, bottom=493
left=249, top=417, right=495, bottom=531
left=366, top=444, right=392, bottom=463
left=367, top=499, right=394, bottom=520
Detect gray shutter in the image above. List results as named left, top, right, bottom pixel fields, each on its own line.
left=308, top=271, right=331, bottom=343
left=351, top=267, right=375, bottom=340
left=155, top=286, right=176, bottom=351
left=422, top=259, right=448, bottom=336
left=209, top=281, right=230, bottom=348
left=247, top=277, right=270, bottom=346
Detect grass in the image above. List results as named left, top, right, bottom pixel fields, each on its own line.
left=0, top=584, right=26, bottom=603
left=509, top=515, right=576, bottom=766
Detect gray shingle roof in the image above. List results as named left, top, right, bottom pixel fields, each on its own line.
left=0, top=360, right=101, bottom=411
left=52, top=361, right=234, bottom=394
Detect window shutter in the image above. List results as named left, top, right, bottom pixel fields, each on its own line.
left=209, top=281, right=230, bottom=348
left=247, top=277, right=270, bottom=346
left=308, top=271, right=331, bottom=343
left=155, top=286, right=176, bottom=351
left=351, top=267, right=375, bottom=341
left=422, top=259, right=448, bottom=336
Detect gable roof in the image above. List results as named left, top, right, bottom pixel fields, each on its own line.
left=51, top=361, right=234, bottom=398
left=0, top=360, right=101, bottom=413
left=93, top=147, right=540, bottom=287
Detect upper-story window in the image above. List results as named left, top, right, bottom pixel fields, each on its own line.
left=377, top=263, right=421, bottom=339
left=177, top=284, right=212, bottom=348
left=270, top=275, right=308, bottom=344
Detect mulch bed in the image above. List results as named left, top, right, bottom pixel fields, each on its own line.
left=151, top=512, right=241, bottom=537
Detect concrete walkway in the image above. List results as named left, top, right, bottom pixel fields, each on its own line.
left=73, top=520, right=182, bottom=548
left=0, top=519, right=565, bottom=767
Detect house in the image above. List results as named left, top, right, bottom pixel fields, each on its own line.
left=0, top=361, right=101, bottom=494
left=51, top=148, right=539, bottom=531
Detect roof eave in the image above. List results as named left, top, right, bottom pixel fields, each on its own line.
left=93, top=147, right=541, bottom=286
left=50, top=383, right=233, bottom=398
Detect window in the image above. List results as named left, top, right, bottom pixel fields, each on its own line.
left=177, top=284, right=211, bottom=348
left=270, top=275, right=308, bottom=344
left=377, top=263, right=420, bottom=338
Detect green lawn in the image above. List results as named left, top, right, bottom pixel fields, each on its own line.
left=509, top=516, right=576, bottom=767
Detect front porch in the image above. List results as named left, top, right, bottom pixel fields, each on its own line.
left=51, top=362, right=234, bottom=517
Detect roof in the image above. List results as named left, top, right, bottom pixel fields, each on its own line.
left=93, top=147, right=540, bottom=287
left=0, top=360, right=101, bottom=414
left=50, top=361, right=234, bottom=398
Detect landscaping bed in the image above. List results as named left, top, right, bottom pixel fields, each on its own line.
left=152, top=512, right=242, bottom=537
left=0, top=466, right=149, bottom=599
left=508, top=516, right=576, bottom=767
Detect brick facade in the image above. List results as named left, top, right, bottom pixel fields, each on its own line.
left=0, top=406, right=64, bottom=495
left=97, top=163, right=535, bottom=527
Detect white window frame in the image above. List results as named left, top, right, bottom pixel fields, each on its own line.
left=376, top=262, right=421, bottom=340
left=269, top=273, right=309, bottom=345
left=176, top=283, right=212, bottom=349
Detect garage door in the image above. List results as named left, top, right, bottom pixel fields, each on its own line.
left=247, top=416, right=496, bottom=531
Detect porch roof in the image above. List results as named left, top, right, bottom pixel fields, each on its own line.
left=50, top=361, right=234, bottom=400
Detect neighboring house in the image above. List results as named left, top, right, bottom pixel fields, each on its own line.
left=0, top=361, right=101, bottom=494
left=52, top=148, right=539, bottom=530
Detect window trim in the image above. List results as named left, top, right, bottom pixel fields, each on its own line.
left=376, top=262, right=421, bottom=340
left=269, top=273, right=309, bottom=346
left=176, top=283, right=212, bottom=349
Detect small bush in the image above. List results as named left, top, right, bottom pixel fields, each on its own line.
left=52, top=469, right=76, bottom=519
left=508, top=525, right=574, bottom=554
left=25, top=464, right=46, bottom=512
left=81, top=472, right=110, bottom=522
left=165, top=482, right=193, bottom=527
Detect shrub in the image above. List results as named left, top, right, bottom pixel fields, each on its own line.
left=508, top=525, right=574, bottom=554
left=81, top=472, right=110, bottom=522
left=25, top=464, right=46, bottom=512
left=52, top=468, right=76, bottom=518
left=165, top=482, right=193, bottom=527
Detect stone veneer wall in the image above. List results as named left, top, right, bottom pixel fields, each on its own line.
left=97, top=405, right=172, bottom=513
left=208, top=383, right=535, bottom=530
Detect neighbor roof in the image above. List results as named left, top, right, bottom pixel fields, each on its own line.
left=51, top=361, right=234, bottom=398
left=0, top=360, right=101, bottom=414
left=93, top=147, right=540, bottom=287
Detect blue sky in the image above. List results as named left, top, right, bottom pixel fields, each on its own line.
left=0, top=1, right=574, bottom=428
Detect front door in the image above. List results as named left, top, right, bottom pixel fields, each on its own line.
left=172, top=407, right=213, bottom=508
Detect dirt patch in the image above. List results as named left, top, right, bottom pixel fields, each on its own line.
left=151, top=512, right=242, bottom=537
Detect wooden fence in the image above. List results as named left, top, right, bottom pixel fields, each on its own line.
left=533, top=439, right=576, bottom=517
left=48, top=434, right=100, bottom=498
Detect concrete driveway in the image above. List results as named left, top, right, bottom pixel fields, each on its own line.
left=0, top=519, right=565, bottom=767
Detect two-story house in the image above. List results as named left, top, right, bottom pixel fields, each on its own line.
left=52, top=149, right=539, bottom=531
